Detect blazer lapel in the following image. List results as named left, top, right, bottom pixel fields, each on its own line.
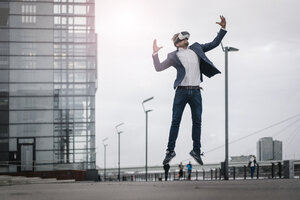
left=169, top=50, right=183, bottom=66
left=189, top=44, right=202, bottom=58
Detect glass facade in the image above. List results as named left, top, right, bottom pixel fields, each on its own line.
left=0, top=0, right=97, bottom=172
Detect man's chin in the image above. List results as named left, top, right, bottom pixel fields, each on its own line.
left=184, top=42, right=189, bottom=48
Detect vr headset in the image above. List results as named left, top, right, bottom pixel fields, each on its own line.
left=174, top=31, right=190, bottom=44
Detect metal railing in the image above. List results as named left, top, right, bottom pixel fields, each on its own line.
left=100, top=161, right=300, bottom=182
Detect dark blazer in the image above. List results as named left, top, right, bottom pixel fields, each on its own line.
left=152, top=29, right=227, bottom=89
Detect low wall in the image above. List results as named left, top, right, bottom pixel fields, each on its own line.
left=0, top=170, right=86, bottom=181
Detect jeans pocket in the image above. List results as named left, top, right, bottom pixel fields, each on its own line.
left=176, top=88, right=185, bottom=94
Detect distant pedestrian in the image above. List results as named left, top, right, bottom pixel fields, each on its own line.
left=248, top=155, right=257, bottom=179
left=178, top=162, right=184, bottom=180
left=186, top=161, right=192, bottom=180
left=163, top=164, right=170, bottom=181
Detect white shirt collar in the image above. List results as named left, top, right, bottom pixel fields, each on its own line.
left=178, top=47, right=189, bottom=51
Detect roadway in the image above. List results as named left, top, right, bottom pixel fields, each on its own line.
left=1, top=179, right=299, bottom=200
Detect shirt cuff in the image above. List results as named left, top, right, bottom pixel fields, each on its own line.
left=152, top=52, right=158, bottom=56
left=221, top=27, right=227, bottom=31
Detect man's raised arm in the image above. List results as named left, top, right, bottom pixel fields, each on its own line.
left=152, top=39, right=171, bottom=72
left=201, top=16, right=227, bottom=52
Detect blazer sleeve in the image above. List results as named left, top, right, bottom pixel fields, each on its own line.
left=152, top=53, right=172, bottom=72
left=201, top=29, right=227, bottom=53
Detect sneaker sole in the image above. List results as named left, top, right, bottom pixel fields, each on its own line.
left=163, top=155, right=176, bottom=165
left=189, top=152, right=203, bottom=165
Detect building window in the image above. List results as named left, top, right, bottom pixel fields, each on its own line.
left=21, top=4, right=36, bottom=24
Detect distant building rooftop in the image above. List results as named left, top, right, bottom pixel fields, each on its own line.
left=231, top=155, right=252, bottom=162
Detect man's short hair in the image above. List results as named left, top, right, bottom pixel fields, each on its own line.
left=172, top=33, right=180, bottom=47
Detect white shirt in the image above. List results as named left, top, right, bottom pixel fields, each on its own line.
left=249, top=156, right=255, bottom=167
left=177, top=47, right=201, bottom=86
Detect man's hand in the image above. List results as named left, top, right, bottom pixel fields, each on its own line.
left=153, top=39, right=163, bottom=54
left=216, top=15, right=226, bottom=29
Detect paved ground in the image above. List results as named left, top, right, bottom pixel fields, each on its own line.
left=1, top=179, right=300, bottom=200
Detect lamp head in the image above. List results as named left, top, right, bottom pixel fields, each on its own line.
left=228, top=47, right=239, bottom=52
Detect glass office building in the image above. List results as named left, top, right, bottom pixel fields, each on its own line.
left=0, top=0, right=97, bottom=172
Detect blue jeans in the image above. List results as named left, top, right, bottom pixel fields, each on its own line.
left=250, top=166, right=256, bottom=178
left=167, top=88, right=202, bottom=154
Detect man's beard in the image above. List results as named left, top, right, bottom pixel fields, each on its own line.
left=183, top=41, right=189, bottom=48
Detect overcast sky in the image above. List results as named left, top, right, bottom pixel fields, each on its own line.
left=95, top=0, right=300, bottom=169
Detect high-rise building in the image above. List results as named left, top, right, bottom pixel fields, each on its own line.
left=257, top=137, right=282, bottom=161
left=0, top=0, right=97, bottom=173
left=273, top=140, right=283, bottom=160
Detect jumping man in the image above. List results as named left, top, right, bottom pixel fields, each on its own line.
left=152, top=16, right=227, bottom=165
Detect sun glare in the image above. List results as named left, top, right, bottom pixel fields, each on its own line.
left=109, top=4, right=141, bottom=34
left=116, top=11, right=138, bottom=29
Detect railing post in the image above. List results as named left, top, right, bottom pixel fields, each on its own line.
left=211, top=169, right=213, bottom=180
left=278, top=162, right=282, bottom=178
left=203, top=169, right=205, bottom=180
left=233, top=167, right=235, bottom=180
left=244, top=165, right=247, bottom=180
left=271, top=163, right=275, bottom=179
left=196, top=170, right=198, bottom=180
left=215, top=168, right=217, bottom=180
left=219, top=168, right=222, bottom=180
left=257, top=164, right=259, bottom=179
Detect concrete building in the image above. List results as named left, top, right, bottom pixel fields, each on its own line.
left=257, top=137, right=282, bottom=161
left=273, top=140, right=283, bottom=160
left=0, top=0, right=97, bottom=173
left=230, top=155, right=252, bottom=163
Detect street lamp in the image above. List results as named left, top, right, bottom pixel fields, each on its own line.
left=221, top=43, right=239, bottom=180
left=115, top=122, right=124, bottom=181
left=102, top=137, right=108, bottom=181
left=142, top=97, right=154, bottom=181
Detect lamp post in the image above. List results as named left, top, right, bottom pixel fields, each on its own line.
left=115, top=123, right=124, bottom=181
left=102, top=137, right=108, bottom=181
left=142, top=97, right=154, bottom=181
left=221, top=43, right=239, bottom=180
